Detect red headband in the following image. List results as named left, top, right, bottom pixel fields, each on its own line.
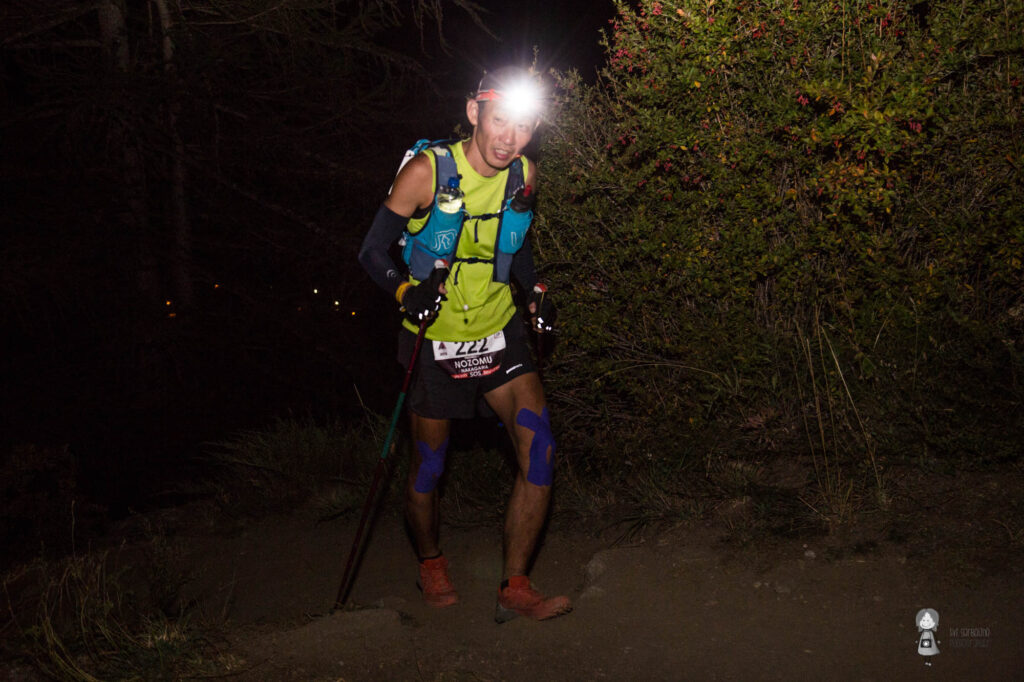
left=474, top=89, right=505, bottom=102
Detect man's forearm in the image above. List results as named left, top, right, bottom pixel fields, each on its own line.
left=358, top=203, right=409, bottom=295
left=510, top=237, right=539, bottom=292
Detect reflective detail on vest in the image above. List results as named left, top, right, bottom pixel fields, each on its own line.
left=400, top=143, right=527, bottom=282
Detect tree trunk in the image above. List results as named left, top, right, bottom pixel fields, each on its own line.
left=98, top=0, right=160, bottom=307
left=154, top=0, right=192, bottom=311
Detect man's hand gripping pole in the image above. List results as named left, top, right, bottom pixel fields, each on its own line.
left=528, top=283, right=555, bottom=376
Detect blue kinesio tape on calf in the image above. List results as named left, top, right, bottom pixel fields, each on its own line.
left=515, top=407, right=555, bottom=487
left=414, top=438, right=449, bottom=493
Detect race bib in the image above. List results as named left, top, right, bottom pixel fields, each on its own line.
left=432, top=331, right=506, bottom=379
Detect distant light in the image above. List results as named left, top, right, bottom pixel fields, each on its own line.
left=165, top=300, right=172, bottom=306
left=351, top=311, right=356, bottom=316
left=168, top=313, right=177, bottom=318
left=334, top=300, right=340, bottom=306
left=214, top=283, right=220, bottom=289
left=313, top=288, right=319, bottom=294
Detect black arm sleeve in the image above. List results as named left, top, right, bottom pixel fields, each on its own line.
left=358, top=203, right=409, bottom=297
left=509, top=235, right=539, bottom=292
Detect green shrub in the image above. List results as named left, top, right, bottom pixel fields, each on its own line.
left=536, top=0, right=1023, bottom=502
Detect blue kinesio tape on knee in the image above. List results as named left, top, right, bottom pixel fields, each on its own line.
left=414, top=438, right=449, bottom=493
left=516, top=407, right=555, bottom=487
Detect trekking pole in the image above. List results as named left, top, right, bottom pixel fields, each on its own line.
left=333, top=263, right=447, bottom=610
left=535, top=324, right=545, bottom=380
left=532, top=283, right=547, bottom=379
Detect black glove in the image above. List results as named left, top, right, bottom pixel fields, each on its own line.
left=399, top=263, right=449, bottom=323
left=527, top=283, right=556, bottom=333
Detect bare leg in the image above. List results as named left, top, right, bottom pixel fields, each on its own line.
left=484, top=372, right=552, bottom=579
left=406, top=412, right=451, bottom=559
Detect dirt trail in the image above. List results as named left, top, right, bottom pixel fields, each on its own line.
left=173, top=510, right=1023, bottom=681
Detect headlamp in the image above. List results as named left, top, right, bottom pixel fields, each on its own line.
left=475, top=78, right=542, bottom=119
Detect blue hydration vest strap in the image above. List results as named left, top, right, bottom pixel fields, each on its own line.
left=400, top=140, right=530, bottom=283
left=401, top=141, right=463, bottom=280
left=494, top=180, right=532, bottom=284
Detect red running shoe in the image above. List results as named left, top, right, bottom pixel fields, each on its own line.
left=418, top=556, right=458, bottom=607
left=495, top=575, right=572, bottom=623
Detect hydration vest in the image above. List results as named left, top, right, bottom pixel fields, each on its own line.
left=398, top=139, right=531, bottom=283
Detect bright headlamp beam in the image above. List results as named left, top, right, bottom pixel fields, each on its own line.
left=476, top=79, right=541, bottom=118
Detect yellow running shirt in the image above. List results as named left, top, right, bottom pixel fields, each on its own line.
left=402, top=140, right=530, bottom=342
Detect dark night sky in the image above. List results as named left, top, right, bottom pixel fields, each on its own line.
left=443, top=0, right=616, bottom=80
left=0, top=1, right=623, bottom=504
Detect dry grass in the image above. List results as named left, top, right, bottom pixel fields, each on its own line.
left=3, top=545, right=240, bottom=681
left=793, top=316, right=890, bottom=532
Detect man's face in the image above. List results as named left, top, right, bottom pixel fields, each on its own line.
left=466, top=99, right=537, bottom=176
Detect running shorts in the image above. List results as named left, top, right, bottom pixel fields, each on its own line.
left=397, top=315, right=536, bottom=420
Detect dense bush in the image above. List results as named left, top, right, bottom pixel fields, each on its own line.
left=536, top=0, right=1023, bottom=491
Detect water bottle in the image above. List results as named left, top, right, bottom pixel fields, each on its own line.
left=494, top=184, right=534, bottom=283
left=509, top=184, right=535, bottom=214
left=436, top=176, right=464, bottom=214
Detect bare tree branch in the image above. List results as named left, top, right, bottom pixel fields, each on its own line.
left=1, top=1, right=102, bottom=47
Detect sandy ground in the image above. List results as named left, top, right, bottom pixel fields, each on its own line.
left=171, top=509, right=1024, bottom=681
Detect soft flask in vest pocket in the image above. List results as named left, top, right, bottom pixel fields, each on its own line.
left=403, top=178, right=464, bottom=280
left=493, top=187, right=533, bottom=282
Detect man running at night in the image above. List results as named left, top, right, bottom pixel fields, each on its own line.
left=358, top=66, right=569, bottom=622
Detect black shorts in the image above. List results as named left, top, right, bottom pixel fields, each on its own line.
left=397, top=315, right=536, bottom=420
